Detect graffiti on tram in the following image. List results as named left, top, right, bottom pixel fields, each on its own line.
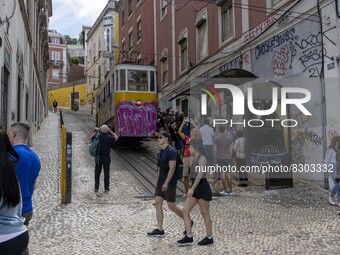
left=116, top=101, right=157, bottom=137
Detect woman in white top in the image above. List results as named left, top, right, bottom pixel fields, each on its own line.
left=0, top=130, right=29, bottom=255
left=325, top=136, right=340, bottom=206
left=234, top=130, right=248, bottom=187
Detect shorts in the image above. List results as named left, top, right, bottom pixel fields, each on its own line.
left=193, top=181, right=212, bottom=201
left=155, top=186, right=177, bottom=202
left=182, top=156, right=192, bottom=177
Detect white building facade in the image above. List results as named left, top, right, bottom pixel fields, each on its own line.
left=0, top=0, right=51, bottom=141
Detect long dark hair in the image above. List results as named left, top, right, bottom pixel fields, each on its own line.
left=0, top=130, right=20, bottom=207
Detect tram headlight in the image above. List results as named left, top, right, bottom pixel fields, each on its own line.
left=136, top=100, right=142, bottom=106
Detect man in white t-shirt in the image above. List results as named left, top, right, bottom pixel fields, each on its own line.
left=200, top=118, right=214, bottom=166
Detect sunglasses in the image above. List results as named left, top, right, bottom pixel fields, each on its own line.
left=157, top=136, right=166, bottom=139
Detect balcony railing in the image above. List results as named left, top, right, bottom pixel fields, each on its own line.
left=50, top=60, right=64, bottom=67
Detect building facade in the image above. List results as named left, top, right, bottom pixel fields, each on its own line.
left=48, top=30, right=68, bottom=85
left=85, top=0, right=119, bottom=114
left=114, top=0, right=340, bottom=184
left=0, top=0, right=51, bottom=140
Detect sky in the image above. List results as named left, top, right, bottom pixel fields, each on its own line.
left=49, top=0, right=109, bottom=38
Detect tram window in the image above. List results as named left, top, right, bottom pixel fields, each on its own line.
left=120, top=70, right=126, bottom=90
left=128, top=70, right=148, bottom=91
left=150, top=71, right=155, bottom=92
left=115, top=71, right=119, bottom=91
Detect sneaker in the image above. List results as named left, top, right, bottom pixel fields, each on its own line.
left=198, top=236, right=214, bottom=246
left=147, top=228, right=165, bottom=237
left=94, top=189, right=98, bottom=193
left=219, top=190, right=229, bottom=196
left=183, top=220, right=194, bottom=235
left=177, top=235, right=193, bottom=245
left=104, top=188, right=110, bottom=193
left=329, top=196, right=336, bottom=206
left=228, top=192, right=236, bottom=196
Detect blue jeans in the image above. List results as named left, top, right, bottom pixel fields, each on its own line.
left=203, top=145, right=214, bottom=166
left=330, top=163, right=340, bottom=198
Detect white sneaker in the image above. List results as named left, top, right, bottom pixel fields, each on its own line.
left=220, top=190, right=229, bottom=196
left=228, top=192, right=236, bottom=196
left=329, top=196, right=336, bottom=206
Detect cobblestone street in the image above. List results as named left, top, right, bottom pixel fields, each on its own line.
left=27, top=112, right=340, bottom=255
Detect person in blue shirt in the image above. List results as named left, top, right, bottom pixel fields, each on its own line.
left=147, top=131, right=184, bottom=237
left=0, top=130, right=29, bottom=255
left=8, top=122, right=41, bottom=255
left=90, top=125, right=118, bottom=193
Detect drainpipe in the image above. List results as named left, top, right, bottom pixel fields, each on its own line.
left=317, top=0, right=329, bottom=189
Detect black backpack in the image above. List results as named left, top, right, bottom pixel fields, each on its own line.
left=157, top=147, right=183, bottom=180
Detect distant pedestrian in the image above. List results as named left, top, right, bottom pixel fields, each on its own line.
left=147, top=131, right=184, bottom=237
left=52, top=100, right=58, bottom=113
left=90, top=125, right=118, bottom=193
left=325, top=136, right=340, bottom=206
left=7, top=122, right=40, bottom=255
left=178, top=118, right=200, bottom=196
left=0, top=130, right=29, bottom=255
left=213, top=126, right=235, bottom=196
left=234, top=130, right=248, bottom=187
left=177, top=139, right=213, bottom=246
left=199, top=118, right=214, bottom=166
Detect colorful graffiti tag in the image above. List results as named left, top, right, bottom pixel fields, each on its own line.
left=116, top=101, right=157, bottom=137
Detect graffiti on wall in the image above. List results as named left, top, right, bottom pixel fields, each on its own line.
left=291, top=127, right=323, bottom=164
left=243, top=14, right=279, bottom=43
left=116, top=101, right=157, bottom=137
left=253, top=24, right=335, bottom=78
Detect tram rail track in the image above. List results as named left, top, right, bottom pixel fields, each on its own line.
left=62, top=110, right=185, bottom=198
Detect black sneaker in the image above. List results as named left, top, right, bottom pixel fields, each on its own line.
left=104, top=188, right=110, bottom=193
left=147, top=228, right=165, bottom=237
left=94, top=189, right=98, bottom=193
left=183, top=220, right=194, bottom=235
left=177, top=235, right=193, bottom=245
left=198, top=236, right=214, bottom=246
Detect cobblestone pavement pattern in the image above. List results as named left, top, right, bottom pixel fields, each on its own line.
left=28, top=111, right=340, bottom=255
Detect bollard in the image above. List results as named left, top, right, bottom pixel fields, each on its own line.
left=61, top=126, right=72, bottom=204
left=65, top=132, right=72, bottom=204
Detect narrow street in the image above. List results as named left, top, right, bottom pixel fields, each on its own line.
left=26, top=110, right=340, bottom=255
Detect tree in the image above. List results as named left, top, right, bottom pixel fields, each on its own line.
left=64, top=35, right=78, bottom=45
left=70, top=57, right=80, bottom=65
left=78, top=32, right=84, bottom=45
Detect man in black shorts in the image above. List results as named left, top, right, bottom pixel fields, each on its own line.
left=147, top=131, right=184, bottom=236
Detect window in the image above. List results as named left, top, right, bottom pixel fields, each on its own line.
left=52, top=69, right=59, bottom=80
left=129, top=0, right=132, bottom=16
left=137, top=20, right=142, bottom=41
left=120, top=69, right=126, bottom=90
left=52, top=52, right=60, bottom=61
left=122, top=10, right=125, bottom=27
left=196, top=20, right=207, bottom=61
left=150, top=71, right=155, bottom=92
left=221, top=1, right=233, bottom=42
left=161, top=0, right=167, bottom=18
left=128, top=70, right=148, bottom=91
left=179, top=39, right=188, bottom=72
left=161, top=58, right=168, bottom=86
left=129, top=32, right=133, bottom=50
left=98, top=66, right=101, bottom=87
left=98, top=36, right=102, bottom=58
left=53, top=38, right=59, bottom=44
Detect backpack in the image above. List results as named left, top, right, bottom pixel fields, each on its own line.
left=157, top=147, right=183, bottom=180
left=89, top=135, right=100, bottom=157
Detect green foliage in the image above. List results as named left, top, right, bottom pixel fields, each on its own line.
left=70, top=57, right=80, bottom=65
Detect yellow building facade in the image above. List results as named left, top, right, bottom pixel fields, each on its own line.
left=48, top=81, right=88, bottom=110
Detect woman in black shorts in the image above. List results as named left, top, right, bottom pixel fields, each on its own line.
left=177, top=139, right=213, bottom=246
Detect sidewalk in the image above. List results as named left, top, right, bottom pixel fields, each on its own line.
left=28, top=112, right=340, bottom=255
